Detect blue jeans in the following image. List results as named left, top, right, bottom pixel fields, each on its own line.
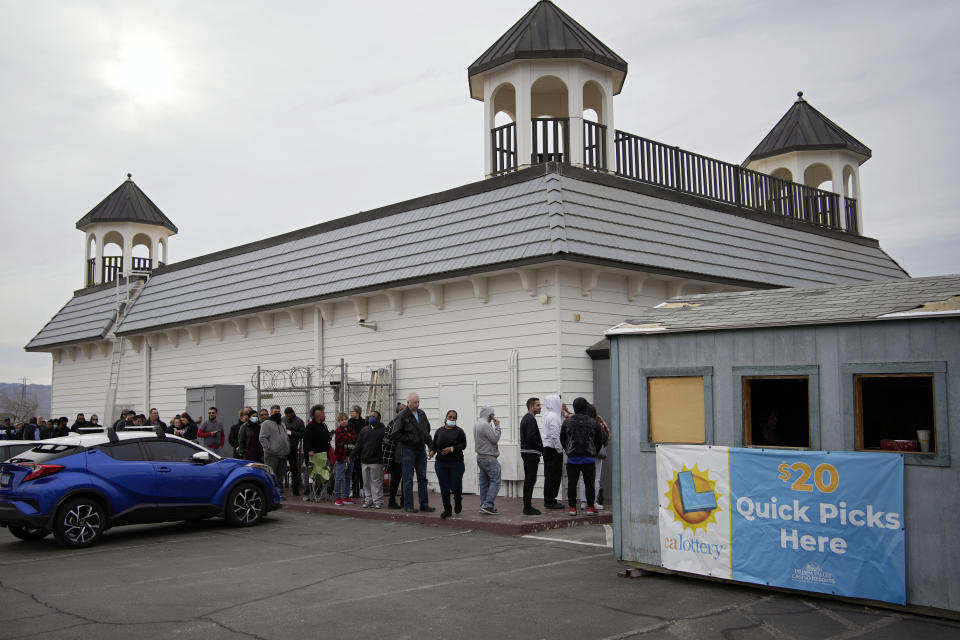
left=476, top=455, right=501, bottom=510
left=400, top=446, right=429, bottom=508
left=434, top=460, right=464, bottom=508
left=334, top=461, right=352, bottom=499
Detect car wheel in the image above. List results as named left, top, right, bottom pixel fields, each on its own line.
left=225, top=483, right=266, bottom=527
left=8, top=525, right=48, bottom=541
left=53, top=498, right=105, bottom=548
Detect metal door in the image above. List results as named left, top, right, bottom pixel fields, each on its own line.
left=438, top=382, right=477, bottom=494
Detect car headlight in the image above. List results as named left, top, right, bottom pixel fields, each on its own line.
left=244, top=462, right=274, bottom=476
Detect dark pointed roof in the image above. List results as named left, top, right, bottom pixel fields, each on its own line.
left=75, top=175, right=178, bottom=233
left=744, top=92, right=872, bottom=165
left=468, top=1, right=627, bottom=97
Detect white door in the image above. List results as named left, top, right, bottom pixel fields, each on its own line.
left=438, top=382, right=478, bottom=494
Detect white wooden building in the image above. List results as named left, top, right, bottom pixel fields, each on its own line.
left=27, top=2, right=906, bottom=494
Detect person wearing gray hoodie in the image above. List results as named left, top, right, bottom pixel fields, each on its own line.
left=259, top=405, right=291, bottom=484
left=541, top=395, right=565, bottom=509
left=474, top=406, right=501, bottom=515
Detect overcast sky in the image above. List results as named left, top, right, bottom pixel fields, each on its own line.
left=2, top=0, right=958, bottom=385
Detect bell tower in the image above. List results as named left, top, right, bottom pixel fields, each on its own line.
left=468, top=1, right=628, bottom=178
left=744, top=92, right=871, bottom=233
left=76, top=174, right=178, bottom=287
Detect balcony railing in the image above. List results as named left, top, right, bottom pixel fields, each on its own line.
left=614, top=129, right=856, bottom=233
left=87, top=256, right=162, bottom=285
left=488, top=120, right=859, bottom=234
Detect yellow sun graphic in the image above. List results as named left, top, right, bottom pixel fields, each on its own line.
left=664, top=464, right=722, bottom=533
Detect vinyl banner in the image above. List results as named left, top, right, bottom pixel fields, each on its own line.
left=657, top=445, right=905, bottom=604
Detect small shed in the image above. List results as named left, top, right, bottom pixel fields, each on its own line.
left=606, top=274, right=960, bottom=613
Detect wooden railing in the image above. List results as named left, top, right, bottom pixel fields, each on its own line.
left=131, top=257, right=153, bottom=273
left=491, top=122, right=517, bottom=176
left=583, top=120, right=607, bottom=171
left=614, top=129, right=857, bottom=233
left=531, top=117, right=569, bottom=164
left=102, top=256, right=122, bottom=283
left=87, top=256, right=160, bottom=285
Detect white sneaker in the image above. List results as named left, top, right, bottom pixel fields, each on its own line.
left=596, top=503, right=604, bottom=511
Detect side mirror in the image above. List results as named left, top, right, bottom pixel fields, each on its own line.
left=192, top=451, right=216, bottom=464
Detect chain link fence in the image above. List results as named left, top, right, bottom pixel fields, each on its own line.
left=250, top=360, right=395, bottom=418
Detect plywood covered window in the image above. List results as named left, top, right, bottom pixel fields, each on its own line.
left=648, top=376, right=705, bottom=443
left=855, top=374, right=935, bottom=453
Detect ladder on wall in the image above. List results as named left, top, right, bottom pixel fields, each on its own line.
left=365, top=368, right=389, bottom=415
left=102, top=276, right=143, bottom=425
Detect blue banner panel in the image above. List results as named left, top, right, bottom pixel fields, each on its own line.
left=730, top=449, right=904, bottom=604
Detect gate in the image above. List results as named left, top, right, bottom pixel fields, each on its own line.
left=250, top=360, right=395, bottom=419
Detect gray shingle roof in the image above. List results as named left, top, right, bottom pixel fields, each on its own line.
left=25, top=284, right=121, bottom=350
left=30, top=164, right=909, bottom=347
left=607, top=274, right=960, bottom=335
left=468, top=1, right=627, bottom=96
left=745, top=93, right=872, bottom=164
left=75, top=176, right=178, bottom=233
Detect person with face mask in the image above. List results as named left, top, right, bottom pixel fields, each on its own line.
left=350, top=411, right=386, bottom=508
left=237, top=407, right=264, bottom=463
left=429, top=409, right=467, bottom=519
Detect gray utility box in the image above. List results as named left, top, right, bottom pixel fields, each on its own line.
left=186, top=385, right=245, bottom=427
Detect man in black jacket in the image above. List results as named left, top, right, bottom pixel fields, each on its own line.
left=351, top=411, right=386, bottom=508
left=560, top=397, right=604, bottom=516
left=387, top=392, right=435, bottom=513
left=283, top=407, right=306, bottom=496
left=519, top=397, right=543, bottom=516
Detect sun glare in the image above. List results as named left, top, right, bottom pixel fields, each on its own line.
left=100, top=30, right=184, bottom=110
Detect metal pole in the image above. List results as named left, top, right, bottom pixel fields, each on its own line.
left=339, top=358, right=345, bottom=415
left=256, top=366, right=262, bottom=410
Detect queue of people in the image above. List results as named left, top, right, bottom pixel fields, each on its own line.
left=2, top=391, right=611, bottom=518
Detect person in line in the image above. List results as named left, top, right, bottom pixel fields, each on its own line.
left=237, top=408, right=263, bottom=462
left=112, top=409, right=132, bottom=432
left=70, top=413, right=90, bottom=433
left=147, top=408, right=167, bottom=434
left=304, top=404, right=332, bottom=497
left=169, top=415, right=184, bottom=438
left=283, top=407, right=306, bottom=496
left=198, top=406, right=224, bottom=454
left=578, top=403, right=610, bottom=510
left=388, top=392, right=435, bottom=514
left=429, top=409, right=467, bottom=519
left=383, top=403, right=405, bottom=509
left=474, top=406, right=502, bottom=515
left=519, top=397, right=543, bottom=516
left=540, top=395, right=565, bottom=509
left=89, top=414, right=100, bottom=429
left=51, top=417, right=70, bottom=438
left=332, top=412, right=357, bottom=505
left=259, top=405, right=291, bottom=485
left=560, top=397, right=604, bottom=516
left=228, top=408, right=247, bottom=458
left=178, top=411, right=198, bottom=441
left=347, top=406, right=366, bottom=500
left=352, top=410, right=386, bottom=508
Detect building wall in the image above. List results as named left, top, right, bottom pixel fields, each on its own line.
left=610, top=317, right=960, bottom=612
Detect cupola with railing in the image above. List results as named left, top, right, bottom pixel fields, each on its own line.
left=75, top=174, right=177, bottom=287
left=469, top=2, right=867, bottom=235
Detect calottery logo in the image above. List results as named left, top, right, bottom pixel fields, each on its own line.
left=664, top=464, right=721, bottom=533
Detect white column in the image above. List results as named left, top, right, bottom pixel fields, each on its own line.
left=483, top=77, right=493, bottom=177
left=604, top=79, right=616, bottom=173
left=853, top=166, right=865, bottom=233
left=515, top=66, right=532, bottom=170
left=151, top=236, right=159, bottom=269
left=95, top=235, right=105, bottom=285
left=161, top=238, right=168, bottom=264
left=84, top=233, right=92, bottom=286
left=121, top=233, right=132, bottom=278
left=568, top=67, right=584, bottom=167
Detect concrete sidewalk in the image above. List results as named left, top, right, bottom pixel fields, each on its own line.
left=281, top=491, right=612, bottom=535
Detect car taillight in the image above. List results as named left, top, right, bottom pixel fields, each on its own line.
left=22, top=464, right=64, bottom=482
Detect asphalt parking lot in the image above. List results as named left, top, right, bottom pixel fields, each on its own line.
left=1, top=510, right=958, bottom=640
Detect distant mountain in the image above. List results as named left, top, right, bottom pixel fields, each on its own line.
left=0, top=383, right=52, bottom=419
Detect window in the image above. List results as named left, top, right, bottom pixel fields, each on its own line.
left=100, top=442, right=145, bottom=461
left=142, top=440, right=201, bottom=463
left=855, top=374, right=935, bottom=453
left=743, top=377, right=810, bottom=448
left=648, top=376, right=706, bottom=444
left=841, top=362, right=948, bottom=467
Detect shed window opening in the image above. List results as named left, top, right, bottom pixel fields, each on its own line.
left=648, top=376, right=705, bottom=444
left=855, top=374, right=935, bottom=453
left=743, top=377, right=810, bottom=448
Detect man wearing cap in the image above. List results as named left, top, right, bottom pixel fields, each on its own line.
left=283, top=407, right=306, bottom=496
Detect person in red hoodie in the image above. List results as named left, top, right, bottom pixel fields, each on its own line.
left=332, top=412, right=358, bottom=506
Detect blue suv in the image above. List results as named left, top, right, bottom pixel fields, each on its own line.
left=0, top=429, right=281, bottom=547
